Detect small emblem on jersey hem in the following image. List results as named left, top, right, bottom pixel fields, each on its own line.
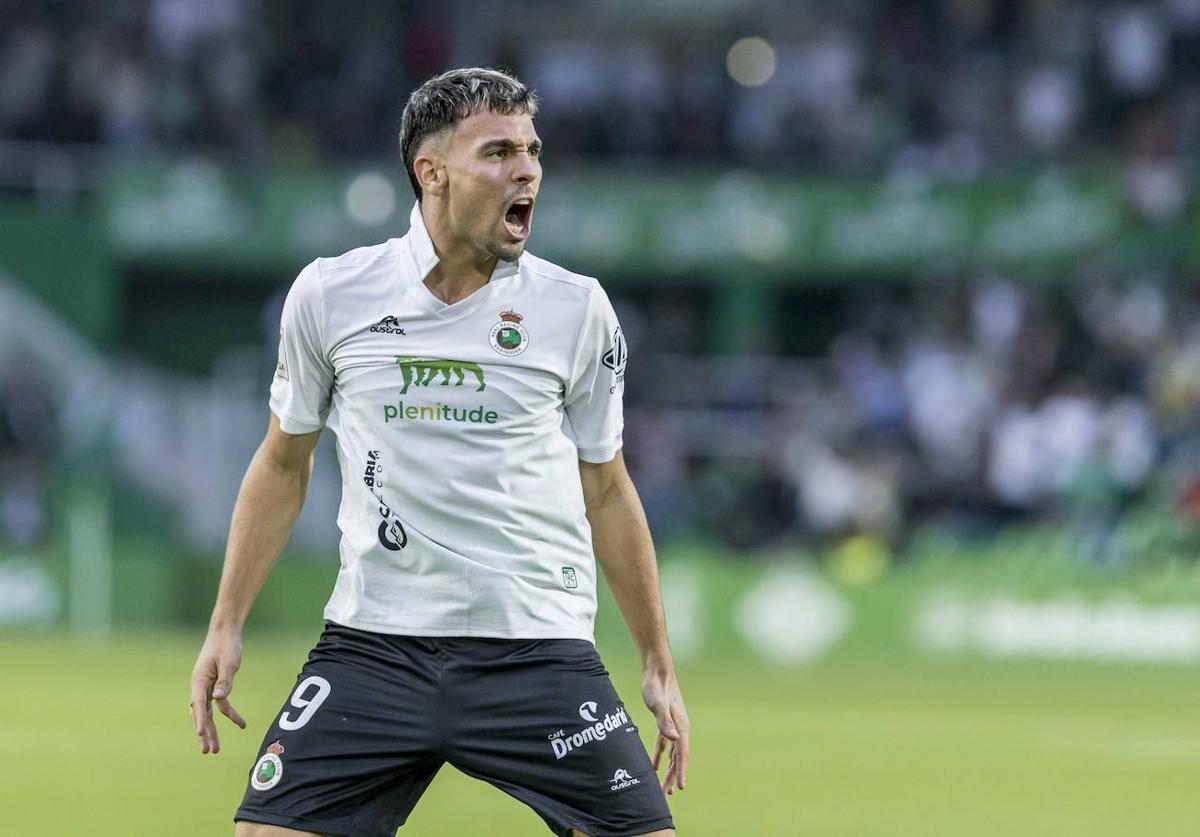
left=252, top=752, right=284, bottom=791
left=490, top=309, right=529, bottom=356
left=562, top=567, right=578, bottom=589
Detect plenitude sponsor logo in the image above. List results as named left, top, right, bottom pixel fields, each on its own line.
left=383, top=402, right=499, bottom=425
left=547, top=704, right=630, bottom=760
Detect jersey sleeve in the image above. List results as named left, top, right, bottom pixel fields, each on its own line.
left=269, top=260, right=334, bottom=434
left=564, top=283, right=626, bottom=463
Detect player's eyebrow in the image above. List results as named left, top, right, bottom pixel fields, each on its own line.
left=479, top=137, right=543, bottom=153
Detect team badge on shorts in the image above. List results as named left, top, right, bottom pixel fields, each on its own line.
left=489, top=310, right=529, bottom=357
left=251, top=741, right=285, bottom=791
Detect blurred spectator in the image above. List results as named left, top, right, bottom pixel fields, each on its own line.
left=0, top=359, right=57, bottom=547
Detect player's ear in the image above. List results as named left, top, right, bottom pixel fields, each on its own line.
left=413, top=154, right=445, bottom=198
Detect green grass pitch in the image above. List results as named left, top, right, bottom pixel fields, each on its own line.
left=2, top=631, right=1198, bottom=835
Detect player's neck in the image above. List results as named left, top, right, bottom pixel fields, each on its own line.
left=423, top=258, right=494, bottom=305
left=420, top=205, right=497, bottom=305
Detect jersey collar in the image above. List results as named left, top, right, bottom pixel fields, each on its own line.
left=402, top=202, right=521, bottom=285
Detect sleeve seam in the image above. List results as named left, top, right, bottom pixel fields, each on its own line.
left=313, top=259, right=331, bottom=368
left=269, top=406, right=324, bottom=432
left=575, top=434, right=623, bottom=454
left=576, top=442, right=622, bottom=463
left=565, top=281, right=597, bottom=396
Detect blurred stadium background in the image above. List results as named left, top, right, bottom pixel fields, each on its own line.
left=3, top=0, right=1200, bottom=834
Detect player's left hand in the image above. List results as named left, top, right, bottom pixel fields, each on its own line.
left=189, top=628, right=248, bottom=754
left=642, top=669, right=689, bottom=795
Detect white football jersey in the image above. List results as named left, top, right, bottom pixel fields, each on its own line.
left=269, top=204, right=627, bottom=640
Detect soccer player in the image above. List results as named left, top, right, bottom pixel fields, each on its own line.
left=188, top=67, right=688, bottom=837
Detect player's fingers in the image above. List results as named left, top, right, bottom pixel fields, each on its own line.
left=190, top=675, right=222, bottom=754
left=189, top=681, right=211, bottom=744
left=197, top=710, right=216, bottom=753
left=216, top=696, right=247, bottom=729
left=213, top=662, right=238, bottom=700
left=188, top=679, right=209, bottom=732
left=668, top=741, right=687, bottom=793
left=651, top=731, right=667, bottom=770
left=671, top=704, right=689, bottom=790
left=653, top=706, right=679, bottom=742
left=662, top=745, right=679, bottom=794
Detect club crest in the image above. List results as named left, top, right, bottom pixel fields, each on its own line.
left=489, top=309, right=529, bottom=357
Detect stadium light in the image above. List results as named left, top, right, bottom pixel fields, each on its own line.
left=345, top=172, right=397, bottom=226
left=726, top=36, right=776, bottom=87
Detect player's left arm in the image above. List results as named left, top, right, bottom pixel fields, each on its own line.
left=580, top=451, right=689, bottom=795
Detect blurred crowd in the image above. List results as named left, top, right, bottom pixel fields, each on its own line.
left=3, top=0, right=1200, bottom=176
left=5, top=0, right=1200, bottom=561
left=621, top=273, right=1200, bottom=557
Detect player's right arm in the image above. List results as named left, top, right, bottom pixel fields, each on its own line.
left=189, top=413, right=321, bottom=754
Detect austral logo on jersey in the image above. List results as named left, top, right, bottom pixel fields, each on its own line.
left=369, top=315, right=407, bottom=335
left=546, top=703, right=631, bottom=759
left=364, top=449, right=407, bottom=551
left=602, top=326, right=626, bottom=394
left=489, top=309, right=529, bottom=357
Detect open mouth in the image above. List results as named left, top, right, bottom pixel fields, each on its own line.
left=504, top=197, right=534, bottom=240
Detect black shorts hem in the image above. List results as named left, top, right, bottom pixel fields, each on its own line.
left=558, top=815, right=675, bottom=836
left=235, top=807, right=392, bottom=837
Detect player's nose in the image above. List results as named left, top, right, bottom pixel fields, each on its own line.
left=512, top=152, right=540, bottom=185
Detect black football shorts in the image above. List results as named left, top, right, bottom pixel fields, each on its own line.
left=235, top=622, right=674, bottom=836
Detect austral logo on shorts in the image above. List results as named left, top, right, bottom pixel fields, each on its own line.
left=369, top=315, right=406, bottom=335
left=547, top=704, right=631, bottom=759
left=610, top=767, right=641, bottom=792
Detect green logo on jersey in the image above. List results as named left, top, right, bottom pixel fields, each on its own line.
left=497, top=326, right=522, bottom=350
left=394, top=356, right=486, bottom=395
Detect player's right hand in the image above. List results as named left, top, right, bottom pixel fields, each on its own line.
left=189, top=629, right=247, bottom=754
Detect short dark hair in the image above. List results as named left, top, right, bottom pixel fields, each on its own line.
left=399, top=67, right=538, bottom=201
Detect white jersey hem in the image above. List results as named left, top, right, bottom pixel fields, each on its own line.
left=325, top=613, right=597, bottom=644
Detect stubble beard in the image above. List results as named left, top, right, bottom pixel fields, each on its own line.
left=486, top=239, right=525, bottom=263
